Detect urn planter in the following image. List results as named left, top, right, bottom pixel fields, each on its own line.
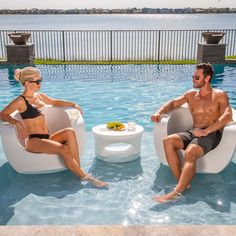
left=8, top=32, right=31, bottom=45
left=202, top=32, right=225, bottom=44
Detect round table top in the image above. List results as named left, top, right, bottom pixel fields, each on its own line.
left=92, top=123, right=144, bottom=137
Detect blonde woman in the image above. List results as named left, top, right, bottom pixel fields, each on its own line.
left=0, top=67, right=108, bottom=188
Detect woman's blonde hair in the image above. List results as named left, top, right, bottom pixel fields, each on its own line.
left=14, top=67, right=40, bottom=83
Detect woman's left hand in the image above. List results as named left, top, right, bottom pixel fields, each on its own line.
left=73, top=104, right=84, bottom=116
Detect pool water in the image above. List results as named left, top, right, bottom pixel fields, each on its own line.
left=0, top=64, right=236, bottom=225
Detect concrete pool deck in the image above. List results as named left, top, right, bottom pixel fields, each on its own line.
left=0, top=225, right=236, bottom=236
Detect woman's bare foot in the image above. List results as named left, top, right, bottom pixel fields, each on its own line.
left=82, top=174, right=108, bottom=188
left=152, top=189, right=183, bottom=203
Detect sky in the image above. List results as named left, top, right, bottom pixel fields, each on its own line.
left=0, top=0, right=236, bottom=10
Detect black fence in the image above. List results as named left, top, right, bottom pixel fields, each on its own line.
left=0, top=29, right=235, bottom=62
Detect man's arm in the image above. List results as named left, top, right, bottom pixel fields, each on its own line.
left=151, top=92, right=189, bottom=122
left=204, top=92, right=233, bottom=134
left=194, top=92, right=233, bottom=137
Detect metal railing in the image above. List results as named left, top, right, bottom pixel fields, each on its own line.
left=0, top=29, right=235, bottom=62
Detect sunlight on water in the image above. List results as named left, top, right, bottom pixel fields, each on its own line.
left=0, top=14, right=235, bottom=30
left=0, top=64, right=236, bottom=225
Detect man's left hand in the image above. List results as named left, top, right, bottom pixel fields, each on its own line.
left=193, top=128, right=208, bottom=137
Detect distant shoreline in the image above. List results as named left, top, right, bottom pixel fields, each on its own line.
left=1, top=13, right=236, bottom=15
left=0, top=7, right=236, bottom=15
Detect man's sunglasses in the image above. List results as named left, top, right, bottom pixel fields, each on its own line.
left=29, top=79, right=42, bottom=85
left=192, top=76, right=200, bottom=81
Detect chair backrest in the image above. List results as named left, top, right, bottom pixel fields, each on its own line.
left=167, top=105, right=193, bottom=135
left=43, top=107, right=72, bottom=133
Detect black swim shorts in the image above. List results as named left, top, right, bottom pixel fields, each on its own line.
left=177, top=128, right=223, bottom=155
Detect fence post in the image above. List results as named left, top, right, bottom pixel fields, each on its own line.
left=157, top=30, right=161, bottom=63
left=110, top=30, right=112, bottom=62
left=62, top=31, right=65, bottom=62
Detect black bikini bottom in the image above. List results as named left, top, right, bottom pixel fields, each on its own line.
left=28, top=133, right=50, bottom=139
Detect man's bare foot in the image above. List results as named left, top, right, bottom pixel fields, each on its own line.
left=152, top=189, right=183, bottom=203
left=82, top=174, right=108, bottom=188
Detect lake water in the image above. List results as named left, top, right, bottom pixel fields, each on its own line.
left=0, top=14, right=236, bottom=30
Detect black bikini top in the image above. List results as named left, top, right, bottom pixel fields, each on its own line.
left=19, top=95, right=42, bottom=120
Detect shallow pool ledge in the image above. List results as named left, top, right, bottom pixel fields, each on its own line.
left=0, top=225, right=236, bottom=236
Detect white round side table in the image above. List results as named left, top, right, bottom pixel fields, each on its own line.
left=92, top=124, right=144, bottom=163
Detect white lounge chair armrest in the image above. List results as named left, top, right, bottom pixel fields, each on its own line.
left=226, top=120, right=236, bottom=126
left=0, top=120, right=13, bottom=126
left=62, top=107, right=83, bottom=120
left=0, top=121, right=24, bottom=151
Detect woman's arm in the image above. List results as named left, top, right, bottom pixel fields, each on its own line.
left=39, top=93, right=83, bottom=115
left=0, top=97, right=28, bottom=139
left=1, top=97, right=22, bottom=125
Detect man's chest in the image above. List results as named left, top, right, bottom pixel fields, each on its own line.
left=188, top=96, right=219, bottom=114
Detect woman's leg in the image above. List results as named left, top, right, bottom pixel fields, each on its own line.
left=49, top=127, right=81, bottom=165
left=26, top=132, right=108, bottom=187
left=26, top=137, right=87, bottom=177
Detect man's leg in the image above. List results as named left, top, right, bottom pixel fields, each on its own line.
left=175, top=144, right=204, bottom=192
left=153, top=143, right=204, bottom=203
left=163, top=134, right=184, bottom=181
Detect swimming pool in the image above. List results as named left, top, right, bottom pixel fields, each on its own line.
left=0, top=64, right=236, bottom=225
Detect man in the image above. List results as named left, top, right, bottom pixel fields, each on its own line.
left=151, top=63, right=232, bottom=203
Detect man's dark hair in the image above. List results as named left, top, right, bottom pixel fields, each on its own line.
left=195, top=63, right=214, bottom=82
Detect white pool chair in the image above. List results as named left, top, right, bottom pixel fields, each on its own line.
left=153, top=104, right=236, bottom=173
left=0, top=106, right=86, bottom=174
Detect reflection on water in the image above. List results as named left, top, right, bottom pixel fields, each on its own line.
left=151, top=164, right=233, bottom=214
left=1, top=64, right=235, bottom=131
left=0, top=64, right=236, bottom=225
left=0, top=163, right=83, bottom=225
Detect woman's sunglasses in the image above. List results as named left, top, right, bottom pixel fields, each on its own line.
left=29, top=79, right=42, bottom=85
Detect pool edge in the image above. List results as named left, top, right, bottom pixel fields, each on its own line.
left=0, top=225, right=236, bottom=236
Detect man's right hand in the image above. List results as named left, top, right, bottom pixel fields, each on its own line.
left=151, top=113, right=162, bottom=123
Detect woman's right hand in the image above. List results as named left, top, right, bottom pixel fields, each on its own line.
left=73, top=104, right=84, bottom=116
left=15, top=121, right=28, bottom=140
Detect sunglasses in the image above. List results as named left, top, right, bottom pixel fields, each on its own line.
left=29, top=79, right=42, bottom=85
left=192, top=76, right=201, bottom=81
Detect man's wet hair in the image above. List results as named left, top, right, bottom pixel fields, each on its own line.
left=196, top=63, right=214, bottom=82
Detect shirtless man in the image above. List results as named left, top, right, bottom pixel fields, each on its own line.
left=151, top=63, right=232, bottom=203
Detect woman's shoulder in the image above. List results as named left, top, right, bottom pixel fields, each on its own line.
left=1, top=95, right=25, bottom=112
left=13, top=95, right=25, bottom=105
left=36, top=92, right=48, bottom=100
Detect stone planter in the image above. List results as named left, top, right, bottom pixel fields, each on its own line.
left=8, top=32, right=31, bottom=45
left=202, top=32, right=225, bottom=44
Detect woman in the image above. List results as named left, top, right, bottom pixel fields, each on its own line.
left=0, top=67, right=108, bottom=188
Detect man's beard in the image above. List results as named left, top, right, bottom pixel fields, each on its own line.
left=193, top=82, right=205, bottom=88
